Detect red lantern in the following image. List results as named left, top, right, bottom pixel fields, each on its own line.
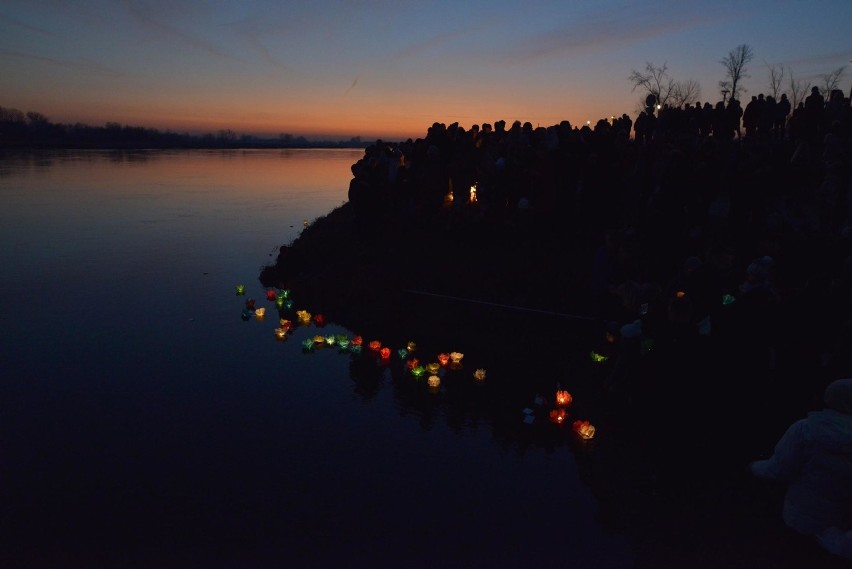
left=313, top=314, right=325, bottom=327
left=406, top=357, right=420, bottom=370
left=351, top=336, right=363, bottom=347
left=380, top=347, right=391, bottom=360
left=437, top=353, right=450, bottom=366
left=555, top=390, right=572, bottom=407
left=265, top=290, right=276, bottom=301
left=245, top=298, right=256, bottom=310
left=549, top=409, right=567, bottom=424
left=368, top=340, right=382, bottom=352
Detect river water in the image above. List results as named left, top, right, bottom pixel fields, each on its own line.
left=0, top=149, right=631, bottom=568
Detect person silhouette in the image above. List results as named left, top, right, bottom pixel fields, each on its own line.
left=750, top=378, right=852, bottom=560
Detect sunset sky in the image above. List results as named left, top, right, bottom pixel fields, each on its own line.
left=1, top=0, right=850, bottom=142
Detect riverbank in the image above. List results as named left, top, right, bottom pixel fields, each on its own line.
left=259, top=125, right=852, bottom=567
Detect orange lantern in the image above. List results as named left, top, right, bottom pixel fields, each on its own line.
left=555, top=390, right=572, bottom=407
left=368, top=340, right=382, bottom=352
left=549, top=409, right=567, bottom=424
left=437, top=353, right=450, bottom=366
left=351, top=335, right=363, bottom=346
left=572, top=420, right=596, bottom=440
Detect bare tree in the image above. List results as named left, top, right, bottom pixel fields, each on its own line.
left=671, top=78, right=702, bottom=107
left=766, top=61, right=786, bottom=100
left=819, top=66, right=846, bottom=98
left=629, top=62, right=676, bottom=109
left=718, top=44, right=754, bottom=101
left=628, top=62, right=701, bottom=110
left=788, top=70, right=809, bottom=108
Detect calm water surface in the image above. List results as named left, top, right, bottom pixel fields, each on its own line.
left=0, top=150, right=631, bottom=568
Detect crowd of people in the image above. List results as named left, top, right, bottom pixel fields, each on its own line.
left=341, top=87, right=852, bottom=559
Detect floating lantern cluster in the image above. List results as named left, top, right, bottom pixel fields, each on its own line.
left=236, top=282, right=596, bottom=440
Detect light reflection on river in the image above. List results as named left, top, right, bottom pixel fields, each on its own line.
left=0, top=149, right=631, bottom=568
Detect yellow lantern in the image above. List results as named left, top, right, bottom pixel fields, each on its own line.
left=469, top=183, right=478, bottom=204
left=274, top=327, right=287, bottom=340
left=254, top=307, right=266, bottom=319
left=406, top=341, right=417, bottom=352
left=312, top=335, right=325, bottom=344
left=296, top=310, right=311, bottom=325
left=555, top=390, right=572, bottom=407
left=473, top=369, right=486, bottom=381
left=425, top=362, right=440, bottom=375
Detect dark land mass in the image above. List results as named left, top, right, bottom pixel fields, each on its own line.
left=260, top=110, right=852, bottom=568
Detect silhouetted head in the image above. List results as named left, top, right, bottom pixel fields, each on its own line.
left=824, top=379, right=852, bottom=415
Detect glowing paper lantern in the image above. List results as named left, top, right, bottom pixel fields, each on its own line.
left=274, top=327, right=287, bottom=340
left=278, top=289, right=291, bottom=300
left=245, top=298, right=256, bottom=310
left=411, top=365, right=425, bottom=378
left=590, top=351, right=609, bottom=363
left=397, top=349, right=408, bottom=360
left=473, top=369, right=486, bottom=381
left=275, top=297, right=285, bottom=309
left=450, top=352, right=464, bottom=364
left=312, top=335, right=325, bottom=344
left=406, top=358, right=420, bottom=370
left=676, top=290, right=686, bottom=299
left=469, top=183, right=478, bottom=204
left=325, top=335, right=336, bottom=346
left=266, top=290, right=276, bottom=301
left=406, top=341, right=417, bottom=353
left=380, top=347, right=391, bottom=360
left=722, top=294, right=736, bottom=305
left=427, top=375, right=441, bottom=387
left=254, top=307, right=266, bottom=319
left=313, top=314, right=325, bottom=327
left=301, top=338, right=315, bottom=350
left=437, top=353, right=450, bottom=366
left=235, top=284, right=246, bottom=295
left=549, top=409, right=567, bottom=424
left=296, top=310, right=311, bottom=325
left=337, top=337, right=350, bottom=349
left=351, top=336, right=363, bottom=347
left=283, top=300, right=294, bottom=311
left=426, top=362, right=440, bottom=375
left=279, top=319, right=293, bottom=330
left=573, top=420, right=596, bottom=440
left=556, top=390, right=572, bottom=407
left=368, top=340, right=382, bottom=352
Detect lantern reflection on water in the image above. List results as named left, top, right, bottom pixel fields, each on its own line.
left=573, top=420, right=596, bottom=440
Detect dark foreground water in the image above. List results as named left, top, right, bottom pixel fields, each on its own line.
left=0, top=150, right=632, bottom=568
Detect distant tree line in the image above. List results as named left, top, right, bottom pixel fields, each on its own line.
left=0, top=106, right=367, bottom=149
